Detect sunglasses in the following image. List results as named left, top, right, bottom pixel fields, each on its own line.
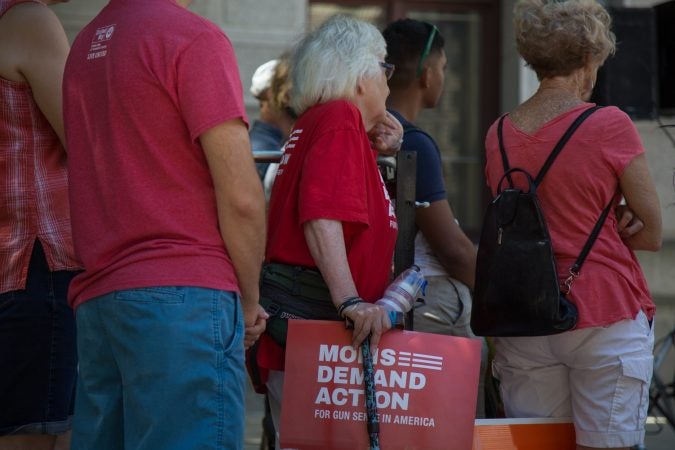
left=380, top=61, right=395, bottom=80
left=416, top=24, right=439, bottom=77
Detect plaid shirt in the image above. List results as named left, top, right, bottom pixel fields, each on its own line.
left=0, top=65, right=80, bottom=294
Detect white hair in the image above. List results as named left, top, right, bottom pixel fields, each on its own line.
left=290, top=15, right=386, bottom=115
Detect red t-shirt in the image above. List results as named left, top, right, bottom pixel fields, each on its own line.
left=484, top=104, right=654, bottom=328
left=259, top=99, right=398, bottom=371
left=63, top=0, right=248, bottom=308
left=266, top=99, right=398, bottom=301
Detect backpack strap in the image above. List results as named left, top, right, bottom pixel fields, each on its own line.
left=495, top=105, right=611, bottom=294
left=562, top=193, right=616, bottom=294
left=497, top=106, right=602, bottom=188
left=534, top=105, right=602, bottom=186
left=496, top=114, right=513, bottom=186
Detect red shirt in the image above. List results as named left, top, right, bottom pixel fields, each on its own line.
left=63, top=0, right=247, bottom=307
left=484, top=104, right=654, bottom=328
left=259, top=100, right=398, bottom=372
left=266, top=100, right=398, bottom=301
left=0, top=0, right=80, bottom=294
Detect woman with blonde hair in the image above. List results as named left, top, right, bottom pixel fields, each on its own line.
left=484, top=1, right=662, bottom=449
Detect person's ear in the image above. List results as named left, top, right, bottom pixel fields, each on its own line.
left=418, top=66, right=431, bottom=89
left=356, top=77, right=366, bottom=96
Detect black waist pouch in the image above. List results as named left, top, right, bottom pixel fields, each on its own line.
left=260, top=263, right=341, bottom=347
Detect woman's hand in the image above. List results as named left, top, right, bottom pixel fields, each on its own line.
left=368, top=111, right=403, bottom=156
left=243, top=304, right=269, bottom=349
left=615, top=204, right=644, bottom=239
left=342, top=302, right=392, bottom=350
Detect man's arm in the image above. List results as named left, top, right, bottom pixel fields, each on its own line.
left=416, top=200, right=477, bottom=289
left=200, top=120, right=267, bottom=329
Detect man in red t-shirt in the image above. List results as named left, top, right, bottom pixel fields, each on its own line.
left=62, top=1, right=266, bottom=448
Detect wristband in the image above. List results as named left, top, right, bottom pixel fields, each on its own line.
left=337, top=296, right=363, bottom=319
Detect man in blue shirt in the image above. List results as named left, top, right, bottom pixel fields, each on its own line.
left=383, top=18, right=487, bottom=418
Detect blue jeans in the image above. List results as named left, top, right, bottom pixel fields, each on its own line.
left=71, top=287, right=246, bottom=450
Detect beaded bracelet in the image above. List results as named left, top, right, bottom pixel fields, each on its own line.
left=337, top=296, right=363, bottom=319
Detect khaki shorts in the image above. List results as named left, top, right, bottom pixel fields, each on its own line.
left=493, top=310, right=654, bottom=448
left=413, top=275, right=488, bottom=418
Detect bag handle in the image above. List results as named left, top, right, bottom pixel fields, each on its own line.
left=497, top=168, right=536, bottom=195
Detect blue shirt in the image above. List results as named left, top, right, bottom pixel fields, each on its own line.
left=249, top=120, right=283, bottom=181
left=389, top=110, right=446, bottom=204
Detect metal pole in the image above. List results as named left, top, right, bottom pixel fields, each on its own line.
left=393, top=150, right=417, bottom=330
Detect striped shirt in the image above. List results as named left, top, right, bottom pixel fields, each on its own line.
left=0, top=0, right=80, bottom=294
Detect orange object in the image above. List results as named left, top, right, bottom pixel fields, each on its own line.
left=280, top=320, right=483, bottom=450
left=472, top=418, right=576, bottom=450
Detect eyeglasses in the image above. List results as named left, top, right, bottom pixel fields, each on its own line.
left=416, top=24, right=439, bottom=77
left=379, top=61, right=395, bottom=80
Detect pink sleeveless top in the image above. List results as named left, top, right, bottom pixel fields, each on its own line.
left=0, top=0, right=80, bottom=294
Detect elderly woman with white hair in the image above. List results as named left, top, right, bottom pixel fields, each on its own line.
left=252, top=15, right=401, bottom=445
left=484, top=1, right=662, bottom=449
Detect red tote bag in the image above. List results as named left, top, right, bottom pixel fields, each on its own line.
left=280, top=320, right=482, bottom=450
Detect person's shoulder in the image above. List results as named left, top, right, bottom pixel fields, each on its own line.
left=312, top=100, right=363, bottom=125
left=2, top=0, right=50, bottom=17
left=402, top=124, right=437, bottom=153
left=297, top=100, right=365, bottom=142
left=592, top=104, right=631, bottom=123
left=323, top=99, right=359, bottom=115
left=580, top=104, right=636, bottom=139
left=1, top=1, right=60, bottom=30
left=145, top=1, right=228, bottom=42
left=184, top=12, right=226, bottom=39
left=387, top=108, right=412, bottom=128
left=1, top=1, right=67, bottom=69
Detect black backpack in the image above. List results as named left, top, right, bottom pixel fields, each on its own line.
left=471, top=106, right=614, bottom=337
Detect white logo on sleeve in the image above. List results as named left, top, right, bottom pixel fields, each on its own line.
left=87, top=25, right=116, bottom=60
left=276, top=129, right=302, bottom=177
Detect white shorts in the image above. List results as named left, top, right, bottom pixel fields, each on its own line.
left=493, top=310, right=654, bottom=448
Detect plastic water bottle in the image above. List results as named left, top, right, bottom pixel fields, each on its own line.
left=376, top=265, right=427, bottom=313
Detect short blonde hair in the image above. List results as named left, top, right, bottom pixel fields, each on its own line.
left=269, top=54, right=293, bottom=115
left=514, top=0, right=616, bottom=79
left=290, top=15, right=386, bottom=115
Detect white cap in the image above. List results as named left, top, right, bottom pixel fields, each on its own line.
left=250, top=59, right=279, bottom=97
